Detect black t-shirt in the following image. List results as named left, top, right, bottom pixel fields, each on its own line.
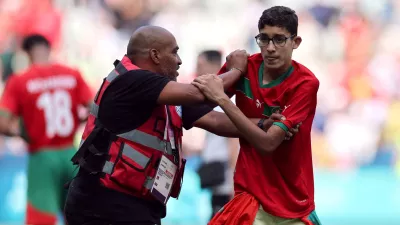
left=65, top=69, right=212, bottom=223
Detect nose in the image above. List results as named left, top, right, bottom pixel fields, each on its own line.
left=177, top=54, right=182, bottom=65
left=266, top=40, right=276, bottom=52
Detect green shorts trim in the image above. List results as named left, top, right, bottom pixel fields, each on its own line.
left=307, top=210, right=322, bottom=225
left=253, top=207, right=322, bottom=225
left=27, top=147, right=77, bottom=214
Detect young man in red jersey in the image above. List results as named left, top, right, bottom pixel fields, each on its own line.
left=0, top=34, right=93, bottom=225
left=193, top=6, right=322, bottom=225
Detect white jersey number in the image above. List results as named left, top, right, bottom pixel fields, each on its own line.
left=36, top=90, right=74, bottom=138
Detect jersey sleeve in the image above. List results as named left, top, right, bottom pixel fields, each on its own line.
left=75, top=71, right=94, bottom=105
left=98, top=70, right=171, bottom=133
left=182, top=104, right=213, bottom=130
left=274, top=79, right=319, bottom=131
left=0, top=75, right=20, bottom=117
left=100, top=70, right=171, bottom=109
left=126, top=70, right=171, bottom=104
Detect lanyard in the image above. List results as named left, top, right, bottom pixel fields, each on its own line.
left=164, top=106, right=176, bottom=151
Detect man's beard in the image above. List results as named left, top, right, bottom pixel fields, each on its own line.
left=160, top=68, right=176, bottom=81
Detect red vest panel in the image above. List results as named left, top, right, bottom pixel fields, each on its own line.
left=76, top=56, right=186, bottom=201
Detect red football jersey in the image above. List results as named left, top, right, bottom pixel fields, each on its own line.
left=0, top=64, right=93, bottom=153
left=219, top=53, right=319, bottom=218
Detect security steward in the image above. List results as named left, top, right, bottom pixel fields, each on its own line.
left=64, top=26, right=283, bottom=225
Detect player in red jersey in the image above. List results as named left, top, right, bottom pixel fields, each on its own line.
left=0, top=34, right=93, bottom=225
left=193, top=6, right=322, bottom=225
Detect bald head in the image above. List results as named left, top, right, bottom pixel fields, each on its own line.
left=127, top=26, right=175, bottom=60
left=126, top=25, right=182, bottom=80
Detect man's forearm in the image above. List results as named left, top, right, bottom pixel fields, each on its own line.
left=158, top=69, right=242, bottom=106
left=194, top=110, right=261, bottom=138
left=1, top=130, right=18, bottom=137
left=0, top=125, right=19, bottom=137
left=217, top=97, right=276, bottom=154
left=219, top=69, right=242, bottom=92
left=0, top=115, right=19, bottom=137
left=211, top=113, right=260, bottom=138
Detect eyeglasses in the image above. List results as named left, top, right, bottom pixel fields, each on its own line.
left=255, top=33, right=296, bottom=47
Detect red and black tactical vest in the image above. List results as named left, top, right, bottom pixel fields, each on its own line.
left=71, top=55, right=186, bottom=201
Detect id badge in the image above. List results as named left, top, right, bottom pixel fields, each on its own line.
left=150, top=155, right=177, bottom=204
left=167, top=127, right=176, bottom=150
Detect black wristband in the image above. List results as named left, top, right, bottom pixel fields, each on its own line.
left=257, top=118, right=266, bottom=129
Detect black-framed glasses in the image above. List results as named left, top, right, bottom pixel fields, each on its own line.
left=255, top=33, right=296, bottom=47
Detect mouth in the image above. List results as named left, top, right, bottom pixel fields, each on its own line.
left=175, top=67, right=180, bottom=77
left=264, top=56, right=279, bottom=64
left=266, top=56, right=279, bottom=60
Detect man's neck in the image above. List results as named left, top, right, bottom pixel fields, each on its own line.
left=129, top=57, right=154, bottom=71
left=30, top=58, right=50, bottom=65
left=31, top=61, right=50, bottom=66
left=262, top=61, right=292, bottom=83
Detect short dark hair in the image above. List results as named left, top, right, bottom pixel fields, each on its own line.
left=22, top=34, right=51, bottom=52
left=258, top=6, right=298, bottom=36
left=199, top=50, right=222, bottom=65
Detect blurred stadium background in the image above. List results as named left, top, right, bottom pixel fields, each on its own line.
left=0, top=0, right=400, bottom=224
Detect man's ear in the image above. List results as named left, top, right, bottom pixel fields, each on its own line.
left=292, top=36, right=302, bottom=49
left=150, top=49, right=161, bottom=65
left=293, top=36, right=303, bottom=49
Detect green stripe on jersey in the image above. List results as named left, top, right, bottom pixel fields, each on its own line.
left=236, top=76, right=253, bottom=99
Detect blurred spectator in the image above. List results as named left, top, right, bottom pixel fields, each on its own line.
left=195, top=50, right=239, bottom=219
left=13, top=0, right=62, bottom=49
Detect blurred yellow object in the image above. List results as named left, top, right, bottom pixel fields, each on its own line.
left=311, top=131, right=335, bottom=168
left=384, top=101, right=400, bottom=175
left=384, top=101, right=400, bottom=142
left=348, top=75, right=373, bottom=100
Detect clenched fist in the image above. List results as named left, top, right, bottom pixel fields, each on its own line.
left=226, top=49, right=250, bottom=75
